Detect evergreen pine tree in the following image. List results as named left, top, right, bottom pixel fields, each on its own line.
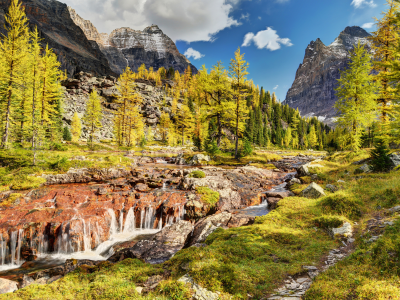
left=63, top=126, right=72, bottom=142
left=370, top=139, right=392, bottom=172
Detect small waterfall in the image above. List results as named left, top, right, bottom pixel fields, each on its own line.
left=119, top=209, right=124, bottom=233
left=144, top=207, right=154, bottom=229
left=107, top=209, right=118, bottom=236
left=0, top=234, right=5, bottom=265
left=16, top=229, right=24, bottom=265
left=158, top=211, right=163, bottom=230
left=82, top=220, right=92, bottom=252
left=123, top=207, right=136, bottom=233
left=10, top=231, right=17, bottom=265
left=140, top=210, right=145, bottom=229
left=38, top=235, right=48, bottom=255
left=57, top=223, right=73, bottom=254
left=94, top=222, right=101, bottom=247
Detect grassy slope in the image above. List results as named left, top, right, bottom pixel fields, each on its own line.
left=2, top=149, right=400, bottom=299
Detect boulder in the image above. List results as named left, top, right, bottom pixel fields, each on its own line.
left=329, top=222, right=353, bottom=239
left=178, top=274, right=219, bottom=300
left=389, top=206, right=400, bottom=213
left=187, top=212, right=232, bottom=246
left=264, top=191, right=295, bottom=199
left=289, top=178, right=301, bottom=186
left=297, top=165, right=310, bottom=177
left=189, top=154, right=211, bottom=165
left=389, top=152, right=400, bottom=169
left=325, top=184, right=339, bottom=193
left=0, top=278, right=18, bottom=295
left=109, top=220, right=194, bottom=264
left=357, top=164, right=371, bottom=174
left=301, top=182, right=326, bottom=199
left=135, top=183, right=149, bottom=192
left=175, top=153, right=187, bottom=165
left=267, top=197, right=281, bottom=209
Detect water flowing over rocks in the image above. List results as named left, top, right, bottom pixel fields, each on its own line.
left=283, top=26, right=371, bottom=126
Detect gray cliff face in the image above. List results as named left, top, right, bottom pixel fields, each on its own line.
left=0, top=0, right=115, bottom=77
left=283, top=26, right=371, bottom=126
left=68, top=9, right=197, bottom=75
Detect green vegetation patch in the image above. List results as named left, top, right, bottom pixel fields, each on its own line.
left=196, top=187, right=219, bottom=207
left=313, top=215, right=348, bottom=230
left=158, top=280, right=192, bottom=300
left=320, top=191, right=363, bottom=220
left=1, top=193, right=22, bottom=208
left=189, top=170, right=206, bottom=178
left=12, top=176, right=46, bottom=190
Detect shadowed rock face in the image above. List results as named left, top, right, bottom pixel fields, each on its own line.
left=68, top=8, right=198, bottom=75
left=0, top=0, right=115, bottom=77
left=283, top=26, right=371, bottom=126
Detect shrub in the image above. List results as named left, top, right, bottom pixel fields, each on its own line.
left=243, top=139, right=253, bottom=156
left=158, top=280, right=192, bottom=300
left=63, top=127, right=72, bottom=142
left=12, top=176, right=46, bottom=190
left=320, top=192, right=363, bottom=220
left=204, top=139, right=220, bottom=157
left=370, top=139, right=392, bottom=172
left=189, top=170, right=206, bottom=178
left=51, top=142, right=67, bottom=151
left=48, top=157, right=70, bottom=171
left=196, top=186, right=220, bottom=207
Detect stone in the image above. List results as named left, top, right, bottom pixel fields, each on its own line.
left=297, top=165, right=310, bottom=177
left=135, top=287, right=143, bottom=294
left=189, top=154, right=211, bottom=165
left=311, top=174, right=318, bottom=181
left=135, top=183, right=149, bottom=192
left=389, top=152, right=400, bottom=169
left=325, top=184, right=338, bottom=193
left=289, top=178, right=301, bottom=185
left=175, top=153, right=187, bottom=165
left=267, top=197, right=281, bottom=210
left=329, top=222, right=353, bottom=239
left=301, top=182, right=326, bottom=198
left=389, top=206, right=400, bottom=213
left=264, top=191, right=295, bottom=199
left=356, top=164, right=371, bottom=174
left=178, top=274, right=219, bottom=300
left=0, top=278, right=18, bottom=295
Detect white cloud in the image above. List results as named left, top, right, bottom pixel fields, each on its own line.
left=242, top=27, right=293, bottom=51
left=61, top=0, right=240, bottom=42
left=362, top=22, right=374, bottom=29
left=273, top=85, right=279, bottom=90
left=240, top=13, right=250, bottom=21
left=258, top=16, right=262, bottom=20
left=351, top=0, right=377, bottom=8
left=184, top=48, right=205, bottom=60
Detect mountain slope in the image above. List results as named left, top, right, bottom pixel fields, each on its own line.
left=0, top=0, right=115, bottom=76
left=68, top=8, right=198, bottom=74
left=283, top=26, right=371, bottom=126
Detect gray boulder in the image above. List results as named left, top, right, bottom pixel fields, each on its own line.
left=189, top=154, right=211, bottom=165
left=326, top=184, right=339, bottom=193
left=329, top=222, right=353, bottom=239
left=178, top=274, right=220, bottom=300
left=298, top=165, right=310, bottom=177
left=389, top=152, right=400, bottom=169
left=301, top=182, right=326, bottom=199
left=175, top=153, right=187, bottom=165
left=0, top=278, right=18, bottom=295
left=355, top=164, right=371, bottom=174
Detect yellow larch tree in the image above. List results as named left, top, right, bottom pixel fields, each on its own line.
left=71, top=112, right=82, bottom=142
left=83, top=89, right=103, bottom=146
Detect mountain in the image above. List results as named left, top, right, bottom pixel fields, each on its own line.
left=283, top=26, right=371, bottom=126
left=68, top=8, right=198, bottom=74
left=0, top=0, right=115, bottom=76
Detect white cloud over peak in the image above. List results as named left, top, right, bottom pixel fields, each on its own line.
left=362, top=22, right=374, bottom=29
left=351, top=0, right=377, bottom=8
left=242, top=27, right=293, bottom=51
left=61, top=0, right=240, bottom=42
left=184, top=48, right=205, bottom=60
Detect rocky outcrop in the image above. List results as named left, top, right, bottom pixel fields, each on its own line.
left=0, top=278, right=18, bottom=295
left=68, top=9, right=197, bottom=75
left=0, top=0, right=114, bottom=77
left=283, top=26, right=371, bottom=126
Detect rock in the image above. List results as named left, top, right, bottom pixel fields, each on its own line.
left=267, top=197, right=282, bottom=210
left=329, top=222, right=353, bottom=239
left=189, top=154, right=211, bottom=165
left=135, top=183, right=149, bottom=192
left=178, top=274, right=219, bottom=300
left=389, top=206, right=400, bottom=213
left=0, top=278, right=18, bottom=295
left=289, top=178, right=301, bottom=185
left=175, top=153, right=187, bottom=165
left=337, top=180, right=346, bottom=183
left=311, top=174, right=318, bottom=181
left=301, top=182, right=326, bottom=199
left=264, top=191, right=295, bottom=199
left=389, top=152, right=400, bottom=169
left=135, top=287, right=143, bottom=294
left=355, top=164, right=371, bottom=174
left=110, top=220, right=194, bottom=264
left=297, top=165, right=310, bottom=177
left=325, top=184, right=338, bottom=193
left=187, top=212, right=232, bottom=246
left=227, top=214, right=255, bottom=228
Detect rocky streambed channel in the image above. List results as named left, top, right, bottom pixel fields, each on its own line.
left=0, top=154, right=321, bottom=296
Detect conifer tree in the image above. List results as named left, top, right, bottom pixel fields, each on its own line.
left=175, top=104, right=194, bottom=145
left=229, top=47, right=249, bottom=158
left=308, top=125, right=318, bottom=149
left=83, top=89, right=103, bottom=147
left=0, top=0, right=30, bottom=148
left=334, top=42, right=378, bottom=150
left=284, top=127, right=292, bottom=148
left=158, top=112, right=171, bottom=143
left=71, top=112, right=81, bottom=142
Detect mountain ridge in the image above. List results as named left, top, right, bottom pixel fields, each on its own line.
left=283, top=26, right=371, bottom=126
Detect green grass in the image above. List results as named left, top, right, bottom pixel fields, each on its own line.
left=189, top=170, right=206, bottom=178
left=196, top=186, right=220, bottom=208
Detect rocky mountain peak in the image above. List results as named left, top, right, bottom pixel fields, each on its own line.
left=143, top=24, right=163, bottom=35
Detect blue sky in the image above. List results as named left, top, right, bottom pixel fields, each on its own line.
left=62, top=0, right=387, bottom=101
left=176, top=0, right=387, bottom=101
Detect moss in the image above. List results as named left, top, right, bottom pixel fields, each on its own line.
left=300, top=176, right=312, bottom=184
left=158, top=280, right=192, bottom=300
left=1, top=193, right=22, bottom=207
left=196, top=187, right=219, bottom=207
left=189, top=170, right=206, bottom=178
left=320, top=191, right=363, bottom=220
left=12, top=176, right=46, bottom=190
left=289, top=183, right=307, bottom=195
left=313, top=215, right=348, bottom=229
